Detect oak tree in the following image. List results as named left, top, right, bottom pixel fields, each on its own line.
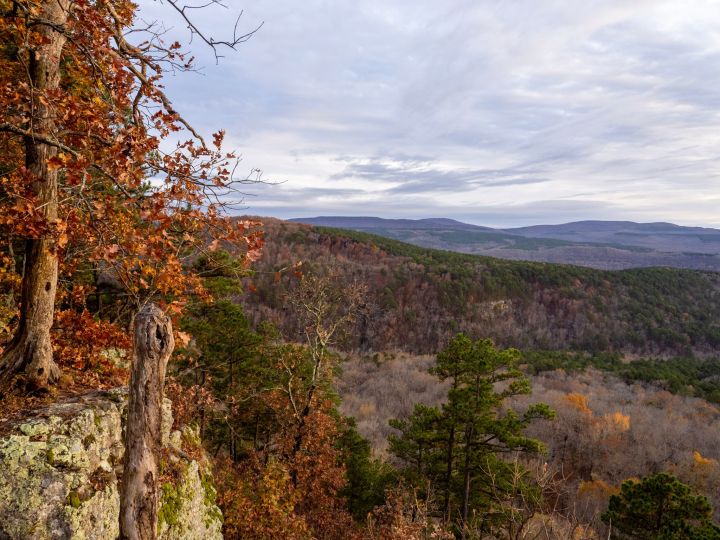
left=0, top=0, right=262, bottom=392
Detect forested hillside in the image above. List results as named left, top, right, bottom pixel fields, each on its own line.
left=292, top=216, right=720, bottom=271
left=242, top=219, right=720, bottom=356
left=338, top=353, right=720, bottom=534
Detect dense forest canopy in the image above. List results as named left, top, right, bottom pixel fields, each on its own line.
left=242, top=219, right=720, bottom=356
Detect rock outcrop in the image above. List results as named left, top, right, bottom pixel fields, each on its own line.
left=0, top=389, right=223, bottom=540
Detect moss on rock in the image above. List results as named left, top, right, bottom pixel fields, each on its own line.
left=0, top=389, right=222, bottom=540
left=157, top=460, right=223, bottom=540
left=158, top=482, right=182, bottom=528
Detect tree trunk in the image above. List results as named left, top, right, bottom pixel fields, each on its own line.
left=120, top=304, right=174, bottom=540
left=443, top=425, right=455, bottom=523
left=0, top=0, right=70, bottom=393
left=460, top=425, right=474, bottom=539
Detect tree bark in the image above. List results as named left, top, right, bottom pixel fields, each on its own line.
left=460, top=425, right=474, bottom=539
left=443, top=424, right=455, bottom=523
left=120, top=304, right=174, bottom=540
left=0, top=0, right=70, bottom=393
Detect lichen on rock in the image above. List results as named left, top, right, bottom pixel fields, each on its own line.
left=0, top=389, right=222, bottom=540
left=64, top=487, right=120, bottom=540
left=158, top=460, right=223, bottom=540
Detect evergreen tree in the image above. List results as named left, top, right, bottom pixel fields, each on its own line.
left=389, top=404, right=447, bottom=488
left=177, top=298, right=269, bottom=458
left=602, top=473, right=720, bottom=540
left=389, top=334, right=554, bottom=537
left=337, top=418, right=396, bottom=521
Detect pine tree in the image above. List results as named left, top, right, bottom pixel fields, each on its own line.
left=389, top=334, right=554, bottom=537
left=602, top=473, right=720, bottom=540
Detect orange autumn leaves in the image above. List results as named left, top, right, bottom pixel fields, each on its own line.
left=563, top=392, right=631, bottom=435
left=216, top=404, right=360, bottom=540
left=0, top=0, right=264, bottom=295
left=0, top=1, right=264, bottom=368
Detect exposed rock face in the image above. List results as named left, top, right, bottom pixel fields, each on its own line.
left=0, top=389, right=223, bottom=539
left=157, top=460, right=223, bottom=540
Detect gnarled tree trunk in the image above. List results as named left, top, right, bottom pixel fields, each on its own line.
left=120, top=304, right=174, bottom=540
left=0, top=0, right=70, bottom=393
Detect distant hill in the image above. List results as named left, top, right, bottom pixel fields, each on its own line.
left=290, top=216, right=720, bottom=271
left=241, top=218, right=720, bottom=356
left=292, top=216, right=492, bottom=231
left=507, top=220, right=720, bottom=250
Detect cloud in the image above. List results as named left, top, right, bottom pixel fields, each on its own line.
left=331, top=156, right=547, bottom=193
left=134, top=0, right=720, bottom=228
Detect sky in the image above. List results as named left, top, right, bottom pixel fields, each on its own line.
left=135, top=0, right=720, bottom=228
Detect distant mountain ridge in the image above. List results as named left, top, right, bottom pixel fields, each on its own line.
left=293, top=216, right=492, bottom=231
left=289, top=216, right=720, bottom=271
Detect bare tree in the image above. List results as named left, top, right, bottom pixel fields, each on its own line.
left=281, top=272, right=366, bottom=460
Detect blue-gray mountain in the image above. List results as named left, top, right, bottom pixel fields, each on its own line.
left=290, top=217, right=720, bottom=271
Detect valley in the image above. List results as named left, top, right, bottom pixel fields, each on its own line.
left=3, top=2, right=720, bottom=537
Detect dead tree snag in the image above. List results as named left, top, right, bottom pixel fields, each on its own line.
left=120, top=304, right=174, bottom=540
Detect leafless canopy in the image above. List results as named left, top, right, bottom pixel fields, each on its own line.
left=154, top=0, right=263, bottom=62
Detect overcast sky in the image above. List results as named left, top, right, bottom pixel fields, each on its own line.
left=136, top=0, right=720, bottom=228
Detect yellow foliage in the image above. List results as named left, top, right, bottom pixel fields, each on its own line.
left=621, top=476, right=640, bottom=485
left=563, top=392, right=592, bottom=414
left=693, top=451, right=718, bottom=468
left=357, top=401, right=377, bottom=419
left=577, top=478, right=619, bottom=500
left=603, top=411, right=631, bottom=432
left=573, top=527, right=597, bottom=540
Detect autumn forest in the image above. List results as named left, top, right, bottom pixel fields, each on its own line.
left=1, top=1, right=720, bottom=540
